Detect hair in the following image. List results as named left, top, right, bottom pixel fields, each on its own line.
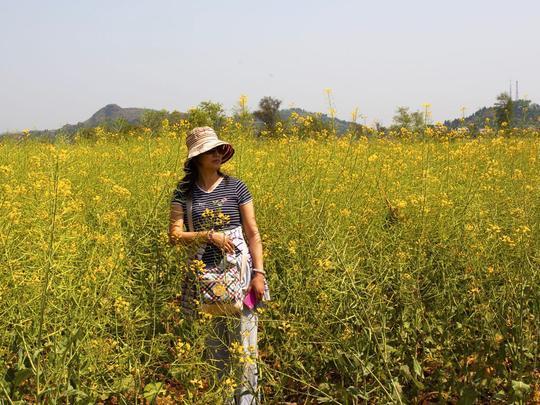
left=176, top=156, right=230, bottom=202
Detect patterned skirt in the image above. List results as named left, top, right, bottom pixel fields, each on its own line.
left=180, top=225, right=271, bottom=318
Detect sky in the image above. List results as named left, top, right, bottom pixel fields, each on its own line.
left=1, top=0, right=539, bottom=132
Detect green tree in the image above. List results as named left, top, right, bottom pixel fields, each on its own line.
left=232, top=95, right=255, bottom=135
left=391, top=107, right=424, bottom=131
left=253, top=96, right=282, bottom=135
left=141, top=109, right=169, bottom=131
left=494, top=92, right=513, bottom=128
left=107, top=117, right=136, bottom=134
left=168, top=110, right=184, bottom=126
left=187, top=101, right=226, bottom=129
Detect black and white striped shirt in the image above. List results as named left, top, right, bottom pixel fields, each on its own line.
left=171, top=175, right=253, bottom=267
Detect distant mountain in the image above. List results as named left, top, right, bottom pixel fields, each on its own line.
left=84, top=104, right=147, bottom=126
left=444, top=99, right=540, bottom=128
left=57, top=104, right=152, bottom=134
left=0, top=104, right=159, bottom=141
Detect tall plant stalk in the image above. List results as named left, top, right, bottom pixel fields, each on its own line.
left=35, top=154, right=60, bottom=403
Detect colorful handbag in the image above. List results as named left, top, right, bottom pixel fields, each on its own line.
left=186, top=197, right=246, bottom=316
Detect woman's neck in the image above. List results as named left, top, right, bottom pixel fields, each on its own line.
left=197, top=169, right=222, bottom=190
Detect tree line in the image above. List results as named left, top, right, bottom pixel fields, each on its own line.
left=2, top=92, right=538, bottom=144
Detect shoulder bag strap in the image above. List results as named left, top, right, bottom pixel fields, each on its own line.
left=186, top=195, right=203, bottom=261
left=187, top=195, right=194, bottom=232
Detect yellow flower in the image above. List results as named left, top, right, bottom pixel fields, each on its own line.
left=202, top=208, right=214, bottom=218
left=368, top=154, right=378, bottom=163
left=213, top=283, right=226, bottom=297
left=189, top=379, right=204, bottom=389
left=487, top=224, right=501, bottom=234
left=288, top=240, right=297, bottom=255
left=190, top=259, right=206, bottom=274
left=238, top=94, right=248, bottom=111
left=216, top=211, right=231, bottom=226
left=499, top=235, right=516, bottom=247
left=351, top=107, right=359, bottom=123
left=515, top=225, right=531, bottom=235
left=469, top=286, right=480, bottom=294
left=224, top=377, right=237, bottom=389
left=176, top=340, right=192, bottom=356
left=230, top=341, right=244, bottom=355
left=328, top=108, right=336, bottom=118
left=0, top=165, right=14, bottom=176
left=340, top=208, right=351, bottom=217
left=316, top=258, right=332, bottom=271
left=114, top=297, right=130, bottom=314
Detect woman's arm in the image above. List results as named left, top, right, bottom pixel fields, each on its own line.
left=240, top=201, right=266, bottom=300
left=169, top=202, right=196, bottom=245
left=168, top=202, right=208, bottom=246
left=168, top=202, right=235, bottom=253
left=239, top=201, right=263, bottom=270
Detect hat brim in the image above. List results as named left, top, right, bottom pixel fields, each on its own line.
left=188, top=141, right=235, bottom=164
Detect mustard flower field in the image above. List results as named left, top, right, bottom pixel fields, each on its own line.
left=1, top=125, right=539, bottom=403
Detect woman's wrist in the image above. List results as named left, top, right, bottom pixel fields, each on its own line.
left=252, top=268, right=266, bottom=277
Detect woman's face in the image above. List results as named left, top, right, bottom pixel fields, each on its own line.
left=195, top=145, right=225, bottom=171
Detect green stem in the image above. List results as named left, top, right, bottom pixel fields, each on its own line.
left=35, top=154, right=60, bottom=403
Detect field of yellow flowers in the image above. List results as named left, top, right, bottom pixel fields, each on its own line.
left=1, top=125, right=539, bottom=403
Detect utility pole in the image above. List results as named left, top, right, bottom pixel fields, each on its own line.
left=422, top=103, right=431, bottom=126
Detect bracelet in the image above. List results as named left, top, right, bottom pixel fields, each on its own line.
left=252, top=268, right=266, bottom=276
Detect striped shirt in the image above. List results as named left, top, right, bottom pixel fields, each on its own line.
left=171, top=175, right=253, bottom=268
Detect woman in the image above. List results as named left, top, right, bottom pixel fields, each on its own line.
left=168, top=126, right=270, bottom=404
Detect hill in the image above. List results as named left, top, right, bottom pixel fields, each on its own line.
left=0, top=104, right=159, bottom=141
left=444, top=99, right=540, bottom=128
left=57, top=104, right=151, bottom=134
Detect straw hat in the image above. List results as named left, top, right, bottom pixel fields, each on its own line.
left=185, top=126, right=234, bottom=164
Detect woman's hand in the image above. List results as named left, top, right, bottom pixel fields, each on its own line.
left=247, top=273, right=266, bottom=301
left=210, top=232, right=235, bottom=254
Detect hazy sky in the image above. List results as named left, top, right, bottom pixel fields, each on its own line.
left=1, top=0, right=539, bottom=132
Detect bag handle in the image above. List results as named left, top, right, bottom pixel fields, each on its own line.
left=185, top=196, right=203, bottom=262
left=187, top=195, right=194, bottom=233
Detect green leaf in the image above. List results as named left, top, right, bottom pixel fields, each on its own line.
left=399, top=364, right=425, bottom=390
left=413, top=358, right=422, bottom=377
left=143, top=382, right=166, bottom=401
left=13, top=368, right=33, bottom=387
left=511, top=380, right=530, bottom=399
left=113, top=375, right=135, bottom=393
left=458, top=386, right=478, bottom=405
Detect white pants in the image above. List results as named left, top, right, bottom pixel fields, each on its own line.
left=205, top=308, right=260, bottom=404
